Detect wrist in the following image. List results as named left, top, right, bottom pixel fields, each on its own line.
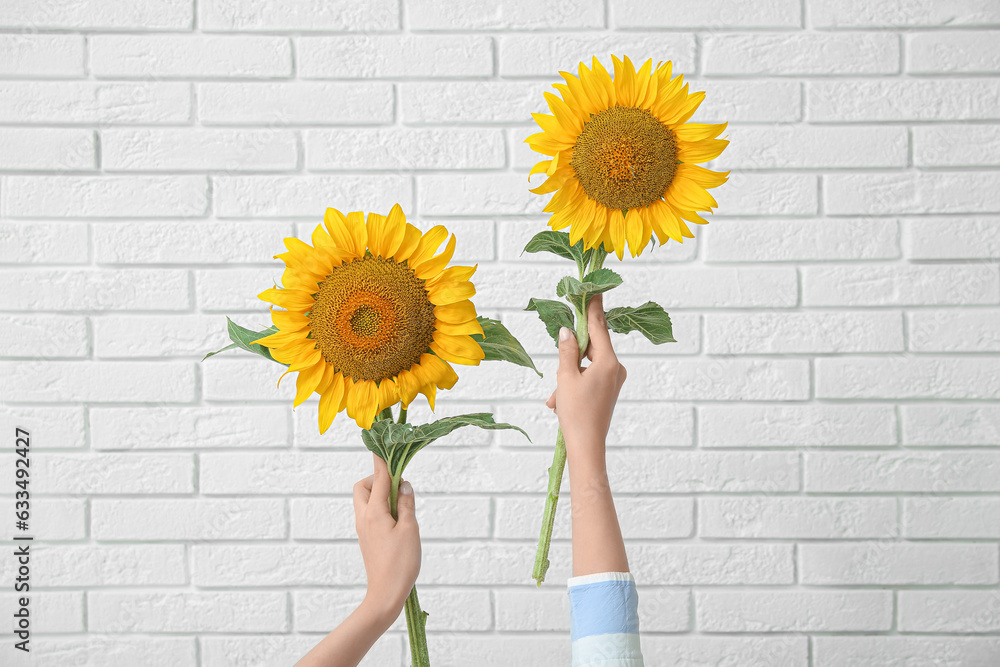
left=357, top=594, right=403, bottom=632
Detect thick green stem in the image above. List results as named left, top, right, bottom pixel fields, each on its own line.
left=389, top=474, right=430, bottom=667
left=532, top=426, right=566, bottom=585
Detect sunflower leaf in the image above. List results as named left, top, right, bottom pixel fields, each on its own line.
left=605, top=301, right=676, bottom=345
left=472, top=316, right=542, bottom=378
left=201, top=317, right=287, bottom=365
left=405, top=413, right=530, bottom=464
left=523, top=230, right=584, bottom=265
left=555, top=268, right=624, bottom=313
left=525, top=298, right=575, bottom=346
left=362, top=419, right=417, bottom=473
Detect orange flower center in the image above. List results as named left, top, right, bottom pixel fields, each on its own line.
left=571, top=106, right=678, bottom=211
left=309, top=256, right=436, bottom=382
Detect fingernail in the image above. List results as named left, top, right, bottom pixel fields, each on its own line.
left=400, top=480, right=413, bottom=495
left=559, top=326, right=572, bottom=342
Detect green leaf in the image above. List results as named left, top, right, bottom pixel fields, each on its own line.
left=201, top=317, right=288, bottom=365
left=525, top=298, right=574, bottom=346
left=405, top=413, right=529, bottom=467
left=605, top=301, right=676, bottom=345
left=555, top=268, right=623, bottom=312
left=471, top=316, right=542, bottom=377
left=522, top=230, right=584, bottom=265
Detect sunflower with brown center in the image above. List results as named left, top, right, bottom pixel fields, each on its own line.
left=254, top=204, right=485, bottom=432
left=526, top=54, right=730, bottom=260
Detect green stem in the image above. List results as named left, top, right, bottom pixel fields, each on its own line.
left=532, top=426, right=566, bottom=585
left=389, top=473, right=430, bottom=667
left=398, top=406, right=407, bottom=424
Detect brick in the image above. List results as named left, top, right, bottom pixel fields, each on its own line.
left=93, top=498, right=285, bottom=540
left=909, top=309, right=1000, bottom=352
left=0, top=222, right=88, bottom=264
left=32, top=452, right=193, bottom=494
left=0, top=361, right=195, bottom=403
left=299, top=35, right=492, bottom=78
left=90, top=405, right=288, bottom=449
left=700, top=497, right=897, bottom=539
left=492, top=402, right=695, bottom=448
left=691, top=80, right=802, bottom=123
left=305, top=128, right=504, bottom=170
left=901, top=404, right=1000, bottom=446
left=712, top=173, right=818, bottom=216
left=196, top=267, right=282, bottom=311
left=32, top=544, right=187, bottom=586
left=0, top=82, right=190, bottom=124
left=419, top=173, right=543, bottom=215
left=409, top=636, right=569, bottom=667
left=193, top=544, right=365, bottom=586
left=203, top=635, right=402, bottom=667
left=720, top=126, right=907, bottom=169
left=913, top=125, right=1000, bottom=167
left=704, top=33, right=898, bottom=75
left=0, top=268, right=190, bottom=311
left=628, top=358, right=809, bottom=400
left=905, top=497, right=1000, bottom=538
left=0, top=128, right=95, bottom=170
left=0, top=407, right=85, bottom=448
left=814, top=637, right=1000, bottom=667
left=705, top=311, right=903, bottom=354
left=805, top=451, right=1000, bottom=492
left=90, top=35, right=290, bottom=78
left=202, top=449, right=551, bottom=494
left=403, top=81, right=549, bottom=124
left=4, top=175, right=208, bottom=218
left=214, top=175, right=411, bottom=217
left=296, top=589, right=491, bottom=632
left=199, top=82, right=392, bottom=125
left=697, top=590, right=892, bottom=632
left=0, top=0, right=192, bottom=29
left=600, top=451, right=799, bottom=493
left=290, top=496, right=491, bottom=539
left=93, top=221, right=292, bottom=263
left=0, top=637, right=196, bottom=667
left=0, top=34, right=84, bottom=76
left=0, top=592, right=82, bottom=632
left=909, top=30, right=1000, bottom=73
left=811, top=0, right=1000, bottom=27
left=93, top=313, right=275, bottom=358
left=699, top=404, right=897, bottom=447
left=199, top=0, right=398, bottom=31
left=495, top=496, right=694, bottom=540
left=496, top=587, right=689, bottom=632
left=643, top=636, right=807, bottom=666
left=615, top=0, right=800, bottom=27
left=826, top=172, right=1000, bottom=214
left=499, top=34, right=696, bottom=76
left=6, top=314, right=88, bottom=357
left=629, top=544, right=794, bottom=584
left=810, top=79, right=1000, bottom=121
left=817, top=356, right=1000, bottom=399
left=89, top=592, right=286, bottom=633
left=408, top=0, right=602, bottom=30
left=905, top=216, right=1000, bottom=258
left=0, top=497, right=85, bottom=540
left=102, top=129, right=297, bottom=171
left=803, top=264, right=999, bottom=306
left=800, top=542, right=999, bottom=585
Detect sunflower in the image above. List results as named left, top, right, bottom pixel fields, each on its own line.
left=526, top=55, right=730, bottom=260
left=253, top=204, right=485, bottom=433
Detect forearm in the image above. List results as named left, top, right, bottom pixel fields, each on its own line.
left=294, top=601, right=395, bottom=667
left=567, top=438, right=629, bottom=577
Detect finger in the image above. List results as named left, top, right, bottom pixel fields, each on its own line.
left=586, top=293, right=615, bottom=363
left=369, top=453, right=392, bottom=517
left=395, top=479, right=417, bottom=526
left=557, top=325, right=580, bottom=378
left=352, top=477, right=373, bottom=520
left=617, top=361, right=628, bottom=390
left=545, top=389, right=556, bottom=411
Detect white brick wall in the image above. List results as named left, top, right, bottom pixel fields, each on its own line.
left=0, top=1, right=998, bottom=665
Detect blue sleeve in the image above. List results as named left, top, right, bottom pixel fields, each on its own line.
left=567, top=572, right=644, bottom=667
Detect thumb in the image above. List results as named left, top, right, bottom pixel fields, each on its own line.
left=395, top=480, right=417, bottom=525
left=557, top=326, right=580, bottom=378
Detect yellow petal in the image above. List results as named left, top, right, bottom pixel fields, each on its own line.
left=270, top=308, right=311, bottom=331
left=394, top=368, right=422, bottom=408
left=376, top=377, right=399, bottom=412
left=407, top=225, right=448, bottom=268
left=318, top=371, right=345, bottom=434
left=366, top=211, right=389, bottom=258
left=674, top=122, right=729, bottom=142
left=420, top=352, right=459, bottom=391
left=420, top=382, right=437, bottom=411
left=413, top=234, right=456, bottom=280
left=293, top=361, right=326, bottom=408
left=624, top=208, right=643, bottom=258
left=347, top=379, right=378, bottom=430
left=287, top=348, right=321, bottom=373
left=434, top=318, right=484, bottom=336
left=434, top=300, right=478, bottom=324
left=394, top=223, right=423, bottom=262
left=323, top=208, right=361, bottom=258
left=382, top=203, right=407, bottom=259
left=609, top=208, right=627, bottom=260
left=344, top=211, right=368, bottom=257
left=426, top=264, right=476, bottom=288
left=430, top=332, right=485, bottom=365
left=428, top=280, right=476, bottom=305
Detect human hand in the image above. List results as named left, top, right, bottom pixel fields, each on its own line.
left=353, top=454, right=420, bottom=627
left=545, top=292, right=628, bottom=465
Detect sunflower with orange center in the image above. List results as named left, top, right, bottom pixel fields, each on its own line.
left=526, top=54, right=730, bottom=260
left=254, top=204, right=485, bottom=432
